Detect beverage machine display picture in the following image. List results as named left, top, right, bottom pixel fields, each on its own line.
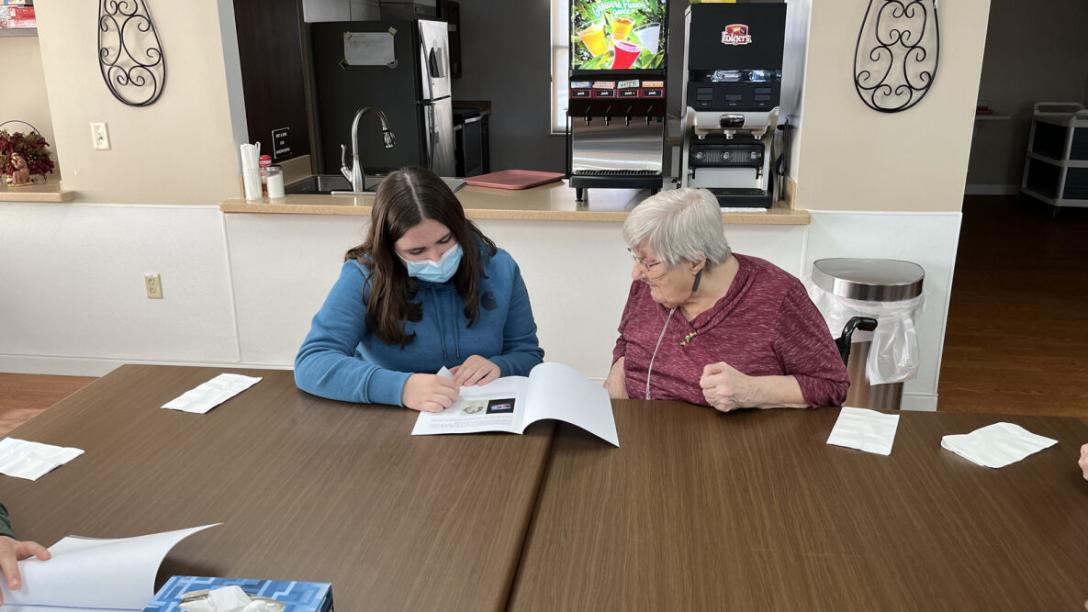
left=572, top=0, right=668, bottom=71
left=567, top=0, right=670, bottom=202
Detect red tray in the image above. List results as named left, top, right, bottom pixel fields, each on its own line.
left=463, top=170, right=565, bottom=190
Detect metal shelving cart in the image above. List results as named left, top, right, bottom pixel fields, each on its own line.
left=1020, top=102, right=1088, bottom=213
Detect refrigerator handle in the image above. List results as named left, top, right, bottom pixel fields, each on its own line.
left=422, top=103, right=435, bottom=170
left=428, top=47, right=446, bottom=79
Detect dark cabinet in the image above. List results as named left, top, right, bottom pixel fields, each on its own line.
left=453, top=107, right=489, bottom=177
left=437, top=1, right=461, bottom=79
left=233, top=0, right=312, bottom=162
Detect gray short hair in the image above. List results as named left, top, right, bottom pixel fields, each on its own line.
left=622, top=188, right=732, bottom=267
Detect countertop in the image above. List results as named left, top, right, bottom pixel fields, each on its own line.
left=0, top=177, right=75, bottom=203
left=220, top=180, right=810, bottom=225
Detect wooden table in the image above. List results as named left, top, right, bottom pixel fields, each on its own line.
left=509, top=401, right=1088, bottom=611
left=0, top=365, right=553, bottom=611
left=6, top=367, right=1088, bottom=610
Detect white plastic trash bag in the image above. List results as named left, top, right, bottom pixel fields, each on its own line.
left=808, top=284, right=924, bottom=385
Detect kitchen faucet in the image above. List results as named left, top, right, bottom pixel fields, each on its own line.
left=340, top=107, right=396, bottom=193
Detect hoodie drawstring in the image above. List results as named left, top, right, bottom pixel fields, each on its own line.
left=429, top=286, right=448, bottom=363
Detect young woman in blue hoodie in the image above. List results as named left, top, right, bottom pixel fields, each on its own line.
left=295, top=167, right=544, bottom=412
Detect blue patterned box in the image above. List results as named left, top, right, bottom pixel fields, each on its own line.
left=143, top=576, right=333, bottom=611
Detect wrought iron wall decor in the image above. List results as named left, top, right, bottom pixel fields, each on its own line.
left=853, top=0, right=939, bottom=113
left=98, top=0, right=166, bottom=107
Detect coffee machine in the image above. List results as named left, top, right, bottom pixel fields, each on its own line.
left=567, top=0, right=669, bottom=202
left=679, top=3, right=786, bottom=208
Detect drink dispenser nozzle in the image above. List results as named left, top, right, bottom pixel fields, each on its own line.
left=584, top=105, right=592, bottom=125
left=645, top=105, right=655, bottom=125
left=604, top=105, right=613, bottom=126
left=624, top=106, right=633, bottom=127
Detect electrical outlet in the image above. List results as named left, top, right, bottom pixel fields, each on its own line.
left=144, top=273, right=163, bottom=299
left=91, top=122, right=111, bottom=150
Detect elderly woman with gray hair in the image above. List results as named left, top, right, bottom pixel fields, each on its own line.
left=604, top=188, right=850, bottom=410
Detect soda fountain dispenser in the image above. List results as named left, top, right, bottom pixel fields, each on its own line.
left=567, top=0, right=670, bottom=202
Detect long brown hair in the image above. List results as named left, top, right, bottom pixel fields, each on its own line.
left=345, top=167, right=497, bottom=346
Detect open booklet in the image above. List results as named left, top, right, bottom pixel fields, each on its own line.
left=0, top=524, right=218, bottom=611
left=412, top=362, right=619, bottom=446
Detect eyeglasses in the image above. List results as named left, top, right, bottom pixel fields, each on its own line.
left=629, top=249, right=667, bottom=278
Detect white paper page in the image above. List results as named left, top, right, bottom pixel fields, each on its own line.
left=344, top=32, right=396, bottom=66
left=826, top=407, right=900, bottom=456
left=411, top=368, right=530, bottom=436
left=523, top=362, right=619, bottom=447
left=2, top=601, right=131, bottom=605
left=0, top=524, right=219, bottom=610
left=940, top=422, right=1058, bottom=469
left=3, top=601, right=131, bottom=605
left=0, top=438, right=84, bottom=481
left=161, top=374, right=262, bottom=414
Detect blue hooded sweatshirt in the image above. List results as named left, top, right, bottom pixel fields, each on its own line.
left=294, top=248, right=544, bottom=405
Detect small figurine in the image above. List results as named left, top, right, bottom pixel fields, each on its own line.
left=7, top=152, right=31, bottom=186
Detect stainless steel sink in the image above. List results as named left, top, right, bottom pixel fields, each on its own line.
left=285, top=174, right=353, bottom=195
left=286, top=174, right=465, bottom=196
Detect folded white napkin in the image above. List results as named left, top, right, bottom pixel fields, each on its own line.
left=941, top=422, right=1057, bottom=468
left=0, top=438, right=84, bottom=481
left=162, top=374, right=262, bottom=415
left=826, top=407, right=900, bottom=456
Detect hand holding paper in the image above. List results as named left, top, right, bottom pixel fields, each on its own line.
left=402, top=373, right=459, bottom=412
left=0, top=524, right=219, bottom=610
left=0, top=535, right=51, bottom=604
left=450, top=355, right=501, bottom=387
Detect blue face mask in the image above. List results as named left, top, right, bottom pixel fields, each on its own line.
left=400, top=242, right=463, bottom=283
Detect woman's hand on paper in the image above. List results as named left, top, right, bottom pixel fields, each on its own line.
left=450, top=355, right=500, bottom=387
left=1079, top=443, right=1088, bottom=481
left=0, top=536, right=51, bottom=601
left=402, top=374, right=459, bottom=413
left=604, top=358, right=628, bottom=399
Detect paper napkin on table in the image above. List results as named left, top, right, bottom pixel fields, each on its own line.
left=940, top=422, right=1057, bottom=468
left=0, top=437, right=84, bottom=481
left=161, top=373, right=262, bottom=414
left=826, top=407, right=900, bottom=456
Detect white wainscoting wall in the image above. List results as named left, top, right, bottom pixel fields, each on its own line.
left=1, top=204, right=960, bottom=410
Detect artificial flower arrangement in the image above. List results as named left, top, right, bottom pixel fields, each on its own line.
left=0, top=126, right=55, bottom=185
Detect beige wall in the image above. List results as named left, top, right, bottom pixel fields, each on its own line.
left=34, top=0, right=242, bottom=204
left=967, top=0, right=1088, bottom=187
left=0, top=36, right=57, bottom=163
left=794, top=0, right=991, bottom=212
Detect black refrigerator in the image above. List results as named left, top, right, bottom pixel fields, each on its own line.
left=310, top=19, right=456, bottom=177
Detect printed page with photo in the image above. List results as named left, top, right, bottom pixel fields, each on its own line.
left=411, top=368, right=531, bottom=435
left=412, top=363, right=619, bottom=446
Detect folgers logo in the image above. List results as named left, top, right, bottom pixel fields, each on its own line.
left=721, top=24, right=752, bottom=46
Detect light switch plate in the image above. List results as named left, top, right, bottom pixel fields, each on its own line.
left=91, top=122, right=111, bottom=150
left=144, top=273, right=163, bottom=299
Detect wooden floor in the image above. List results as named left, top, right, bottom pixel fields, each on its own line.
left=939, top=196, right=1088, bottom=419
left=0, top=196, right=1085, bottom=433
left=0, top=374, right=97, bottom=436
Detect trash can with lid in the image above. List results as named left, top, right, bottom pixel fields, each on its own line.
left=810, top=258, right=925, bottom=410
